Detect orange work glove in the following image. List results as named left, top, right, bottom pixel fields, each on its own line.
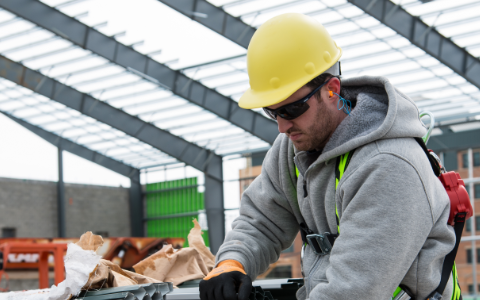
left=200, top=260, right=252, bottom=300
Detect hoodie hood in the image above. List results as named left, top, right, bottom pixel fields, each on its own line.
left=308, top=76, right=427, bottom=163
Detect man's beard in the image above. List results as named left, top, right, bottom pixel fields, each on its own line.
left=287, top=99, right=335, bottom=152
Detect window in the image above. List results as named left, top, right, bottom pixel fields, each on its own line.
left=476, top=216, right=480, bottom=231
left=469, top=284, right=474, bottom=294
left=467, top=249, right=472, bottom=263
left=466, top=218, right=472, bottom=232
left=477, top=248, right=480, bottom=264
left=462, top=152, right=480, bottom=168
left=463, top=153, right=469, bottom=168
left=475, top=184, right=480, bottom=199
left=2, top=228, right=16, bottom=238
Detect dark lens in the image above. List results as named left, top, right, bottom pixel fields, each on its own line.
left=280, top=102, right=310, bottom=120
left=263, top=108, right=277, bottom=120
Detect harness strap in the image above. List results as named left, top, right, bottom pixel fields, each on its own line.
left=414, top=138, right=463, bottom=300
left=298, top=150, right=354, bottom=245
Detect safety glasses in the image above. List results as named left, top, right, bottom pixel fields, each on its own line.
left=263, top=79, right=331, bottom=120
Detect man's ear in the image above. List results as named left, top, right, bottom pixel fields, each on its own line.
left=327, top=77, right=341, bottom=95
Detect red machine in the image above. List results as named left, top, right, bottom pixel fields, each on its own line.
left=438, top=170, right=473, bottom=226
left=0, top=242, right=67, bottom=289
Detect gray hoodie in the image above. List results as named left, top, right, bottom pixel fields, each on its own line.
left=216, top=76, right=456, bottom=299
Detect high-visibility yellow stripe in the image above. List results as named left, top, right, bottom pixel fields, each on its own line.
left=392, top=287, right=403, bottom=298
left=451, top=262, right=461, bottom=300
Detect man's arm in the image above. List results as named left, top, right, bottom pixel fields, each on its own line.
left=216, top=149, right=300, bottom=278
left=310, top=153, right=455, bottom=299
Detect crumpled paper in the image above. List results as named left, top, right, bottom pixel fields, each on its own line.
left=82, top=259, right=161, bottom=289
left=75, top=231, right=104, bottom=252
left=0, top=232, right=102, bottom=300
left=133, top=219, right=215, bottom=286
left=79, top=231, right=161, bottom=289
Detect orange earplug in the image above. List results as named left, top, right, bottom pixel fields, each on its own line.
left=329, top=91, right=333, bottom=97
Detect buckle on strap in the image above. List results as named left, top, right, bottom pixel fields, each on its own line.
left=306, top=233, right=337, bottom=256
left=426, top=292, right=442, bottom=300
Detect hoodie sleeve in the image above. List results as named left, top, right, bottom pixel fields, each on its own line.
left=309, top=152, right=455, bottom=300
left=215, top=136, right=300, bottom=278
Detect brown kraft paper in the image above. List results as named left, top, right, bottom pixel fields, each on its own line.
left=76, top=232, right=161, bottom=290
left=133, top=219, right=215, bottom=286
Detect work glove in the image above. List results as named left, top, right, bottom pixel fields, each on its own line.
left=200, top=260, right=252, bottom=300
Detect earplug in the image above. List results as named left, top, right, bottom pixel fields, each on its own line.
left=329, top=91, right=333, bottom=97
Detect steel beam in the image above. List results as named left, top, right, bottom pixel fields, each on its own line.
left=428, top=128, right=480, bottom=153
left=205, top=173, right=225, bottom=254
left=0, top=0, right=278, bottom=145
left=347, top=0, right=480, bottom=91
left=0, top=54, right=223, bottom=182
left=158, top=0, right=253, bottom=49
left=57, top=145, right=66, bottom=237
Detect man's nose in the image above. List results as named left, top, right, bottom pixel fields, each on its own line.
left=277, top=117, right=293, bottom=133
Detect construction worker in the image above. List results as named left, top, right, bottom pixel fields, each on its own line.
left=199, top=13, right=457, bottom=300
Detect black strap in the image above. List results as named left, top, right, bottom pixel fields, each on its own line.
left=299, top=223, right=313, bottom=245
left=431, top=213, right=466, bottom=297
left=415, top=137, right=464, bottom=298
left=414, top=137, right=441, bottom=176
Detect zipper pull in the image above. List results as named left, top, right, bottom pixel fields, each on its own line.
left=303, top=181, right=308, bottom=197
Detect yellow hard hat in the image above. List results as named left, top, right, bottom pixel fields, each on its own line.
left=239, top=13, right=342, bottom=109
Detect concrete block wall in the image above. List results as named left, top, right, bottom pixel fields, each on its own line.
left=0, top=177, right=131, bottom=238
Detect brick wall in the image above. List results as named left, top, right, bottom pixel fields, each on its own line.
left=0, top=177, right=131, bottom=238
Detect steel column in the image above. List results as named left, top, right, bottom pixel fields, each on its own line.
left=129, top=169, right=144, bottom=237
left=57, top=145, right=66, bottom=237
left=347, top=0, right=480, bottom=90
left=0, top=0, right=278, bottom=145
left=205, top=172, right=225, bottom=254
left=468, top=148, right=478, bottom=297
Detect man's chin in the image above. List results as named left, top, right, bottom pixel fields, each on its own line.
left=292, top=140, right=312, bottom=152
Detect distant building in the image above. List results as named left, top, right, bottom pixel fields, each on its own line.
left=453, top=149, right=480, bottom=295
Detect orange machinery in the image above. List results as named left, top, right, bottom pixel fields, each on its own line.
left=0, top=242, right=67, bottom=289
left=0, top=237, right=184, bottom=290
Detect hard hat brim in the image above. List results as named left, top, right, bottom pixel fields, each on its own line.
left=239, top=77, right=311, bottom=109
left=239, top=60, right=342, bottom=110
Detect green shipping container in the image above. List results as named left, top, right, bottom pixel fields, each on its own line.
left=146, top=177, right=208, bottom=247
